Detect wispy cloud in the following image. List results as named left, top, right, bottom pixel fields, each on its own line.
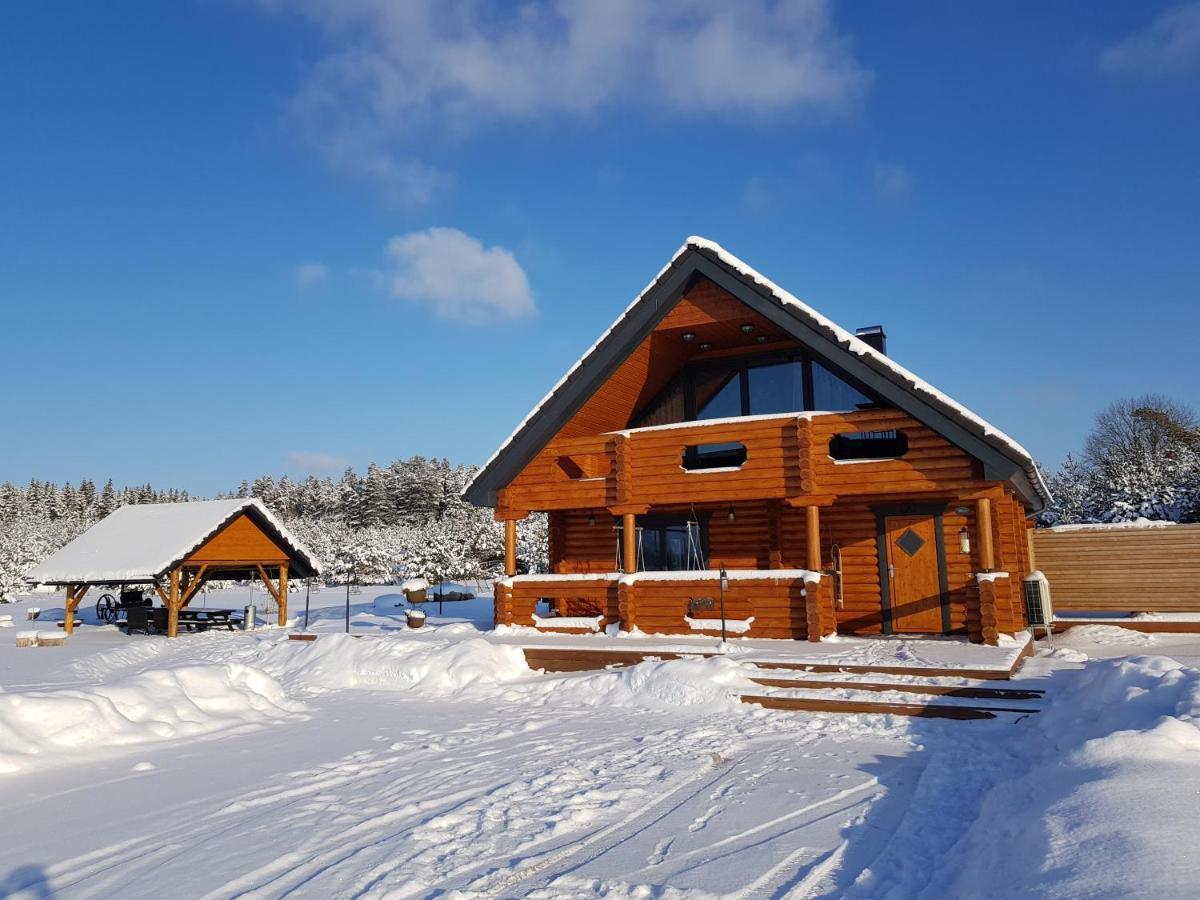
left=287, top=450, right=349, bottom=475
left=1100, top=2, right=1200, bottom=78
left=294, top=261, right=329, bottom=289
left=740, top=153, right=836, bottom=214
left=872, top=163, right=913, bottom=202
left=382, top=227, right=535, bottom=325
left=254, top=0, right=871, bottom=204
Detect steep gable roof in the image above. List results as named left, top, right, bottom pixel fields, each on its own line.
left=465, top=237, right=1050, bottom=512
left=25, top=498, right=323, bottom=584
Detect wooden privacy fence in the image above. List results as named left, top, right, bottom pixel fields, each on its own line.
left=1032, top=524, right=1200, bottom=613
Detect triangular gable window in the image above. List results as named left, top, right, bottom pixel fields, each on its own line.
left=635, top=351, right=883, bottom=428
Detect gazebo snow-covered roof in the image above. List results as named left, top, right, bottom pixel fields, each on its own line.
left=26, top=499, right=322, bottom=638
left=26, top=498, right=321, bottom=585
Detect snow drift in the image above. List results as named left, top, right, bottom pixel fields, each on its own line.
left=938, top=655, right=1200, bottom=897
left=0, top=663, right=305, bottom=774
left=252, top=627, right=534, bottom=698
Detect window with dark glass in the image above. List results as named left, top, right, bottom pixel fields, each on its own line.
left=682, top=442, right=747, bottom=470
left=695, top=372, right=742, bottom=420
left=617, top=517, right=708, bottom=571
left=632, top=351, right=884, bottom=429
left=747, top=361, right=803, bottom=415
left=812, top=361, right=873, bottom=411
left=828, top=430, right=908, bottom=460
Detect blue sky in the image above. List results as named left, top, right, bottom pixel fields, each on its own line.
left=2, top=1, right=1198, bottom=495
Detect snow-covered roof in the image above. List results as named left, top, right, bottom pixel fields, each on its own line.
left=464, top=236, right=1051, bottom=511
left=25, top=498, right=322, bottom=585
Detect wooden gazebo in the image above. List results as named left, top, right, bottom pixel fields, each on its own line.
left=25, top=499, right=322, bottom=637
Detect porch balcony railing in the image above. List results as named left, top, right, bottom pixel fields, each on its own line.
left=497, top=407, right=977, bottom=518
left=494, top=568, right=833, bottom=642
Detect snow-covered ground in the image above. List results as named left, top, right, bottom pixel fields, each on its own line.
left=1, top=586, right=1198, bottom=898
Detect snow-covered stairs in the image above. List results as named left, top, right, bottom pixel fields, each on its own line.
left=739, top=668, right=1044, bottom=720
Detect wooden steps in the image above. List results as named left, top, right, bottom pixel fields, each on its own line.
left=748, top=661, right=1015, bottom=680
left=747, top=676, right=1044, bottom=701
left=520, top=641, right=1031, bottom=681
left=741, top=664, right=1044, bottom=720
left=740, top=694, right=1034, bottom=720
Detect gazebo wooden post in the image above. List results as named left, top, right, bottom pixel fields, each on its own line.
left=63, top=583, right=88, bottom=635
left=166, top=567, right=181, bottom=638
left=277, top=562, right=289, bottom=626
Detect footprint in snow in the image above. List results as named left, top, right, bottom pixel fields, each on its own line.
left=646, top=836, right=675, bottom=866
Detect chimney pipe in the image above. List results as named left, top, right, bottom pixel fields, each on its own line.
left=855, top=325, right=886, bottom=355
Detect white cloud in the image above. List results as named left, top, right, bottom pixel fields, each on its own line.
left=287, top=450, right=349, bottom=474
left=294, top=262, right=329, bottom=289
left=872, top=163, right=913, bottom=202
left=1100, top=3, right=1200, bottom=78
left=254, top=0, right=871, bottom=203
left=382, top=227, right=535, bottom=325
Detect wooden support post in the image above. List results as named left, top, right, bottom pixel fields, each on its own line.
left=976, top=498, right=995, bottom=572
left=166, top=568, right=181, bottom=638
left=180, top=565, right=209, bottom=608
left=64, top=583, right=88, bottom=635
left=64, top=584, right=75, bottom=635
left=806, top=505, right=822, bottom=573
left=622, top=513, right=637, bottom=574
left=278, top=562, right=289, bottom=627
left=504, top=519, right=518, bottom=578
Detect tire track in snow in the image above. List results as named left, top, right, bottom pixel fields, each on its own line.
left=197, top=723, right=651, bottom=899
left=454, top=754, right=735, bottom=898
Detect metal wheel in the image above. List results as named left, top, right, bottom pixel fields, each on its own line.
left=95, top=593, right=117, bottom=624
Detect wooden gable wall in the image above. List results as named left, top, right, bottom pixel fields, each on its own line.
left=186, top=512, right=291, bottom=565
left=556, top=278, right=798, bottom=440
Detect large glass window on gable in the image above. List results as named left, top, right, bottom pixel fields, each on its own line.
left=747, top=361, right=803, bottom=415
left=696, top=372, right=741, bottom=420
left=812, top=361, right=873, bottom=411
left=632, top=351, right=884, bottom=429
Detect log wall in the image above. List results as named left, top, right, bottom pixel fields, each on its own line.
left=1032, top=524, right=1200, bottom=612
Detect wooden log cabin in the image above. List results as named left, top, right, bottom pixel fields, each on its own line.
left=465, top=238, right=1051, bottom=645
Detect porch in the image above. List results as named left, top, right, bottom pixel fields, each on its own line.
left=495, top=569, right=833, bottom=641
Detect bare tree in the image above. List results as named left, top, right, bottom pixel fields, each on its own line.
left=1083, top=394, right=1200, bottom=470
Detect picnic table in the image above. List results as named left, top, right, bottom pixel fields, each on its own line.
left=124, top=606, right=240, bottom=634
left=177, top=608, right=239, bottom=632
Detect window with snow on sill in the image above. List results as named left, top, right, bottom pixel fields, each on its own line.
left=828, top=430, right=908, bottom=461
left=682, top=441, right=748, bottom=471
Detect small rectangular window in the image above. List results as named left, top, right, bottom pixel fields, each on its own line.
left=828, top=430, right=908, bottom=461
left=682, top=442, right=748, bottom=470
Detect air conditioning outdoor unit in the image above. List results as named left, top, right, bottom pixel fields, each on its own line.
left=1023, top=570, right=1053, bottom=642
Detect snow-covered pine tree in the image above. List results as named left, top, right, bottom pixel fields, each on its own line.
left=98, top=479, right=118, bottom=517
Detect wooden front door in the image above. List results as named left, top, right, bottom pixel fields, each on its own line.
left=884, top=515, right=946, bottom=633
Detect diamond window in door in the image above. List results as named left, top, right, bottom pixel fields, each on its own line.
left=896, top=528, right=926, bottom=557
